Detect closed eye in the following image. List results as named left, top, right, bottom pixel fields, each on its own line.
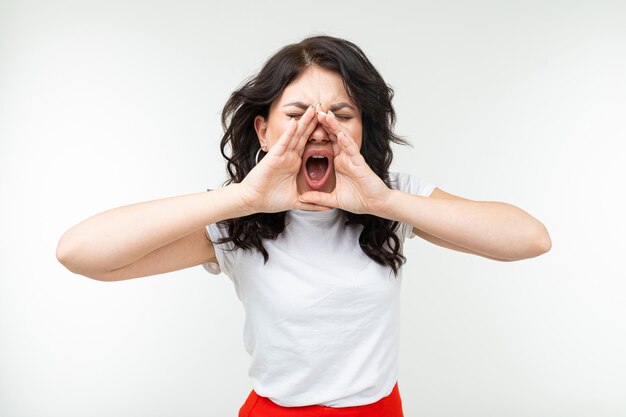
left=286, top=113, right=352, bottom=120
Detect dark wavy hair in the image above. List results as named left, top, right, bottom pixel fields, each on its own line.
left=216, top=35, right=410, bottom=275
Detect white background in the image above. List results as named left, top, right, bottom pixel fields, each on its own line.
left=1, top=0, right=625, bottom=416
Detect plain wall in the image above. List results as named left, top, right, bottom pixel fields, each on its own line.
left=1, top=0, right=625, bottom=416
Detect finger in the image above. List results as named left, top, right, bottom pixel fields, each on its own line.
left=294, top=200, right=333, bottom=211
left=324, top=110, right=352, bottom=137
left=336, top=128, right=361, bottom=158
left=331, top=138, right=340, bottom=156
left=314, top=112, right=340, bottom=154
left=272, top=117, right=298, bottom=154
left=289, top=106, right=317, bottom=150
left=321, top=110, right=360, bottom=158
left=316, top=108, right=327, bottom=122
left=298, top=191, right=338, bottom=208
left=316, top=109, right=333, bottom=129
left=318, top=110, right=350, bottom=144
left=316, top=113, right=336, bottom=139
left=316, top=110, right=332, bottom=136
left=294, top=111, right=320, bottom=154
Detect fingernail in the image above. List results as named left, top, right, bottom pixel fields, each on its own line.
left=317, top=110, right=326, bottom=116
left=315, top=103, right=321, bottom=109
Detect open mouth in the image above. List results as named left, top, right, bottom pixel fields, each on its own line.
left=302, top=149, right=334, bottom=190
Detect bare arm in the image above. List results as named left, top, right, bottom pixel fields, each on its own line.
left=388, top=187, right=552, bottom=262
left=298, top=111, right=552, bottom=262
left=57, top=107, right=326, bottom=281
left=56, top=184, right=252, bottom=279
left=405, top=187, right=541, bottom=261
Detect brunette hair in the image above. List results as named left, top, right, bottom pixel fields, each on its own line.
left=217, top=35, right=410, bottom=275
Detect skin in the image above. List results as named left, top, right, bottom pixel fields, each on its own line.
left=56, top=66, right=551, bottom=282
left=244, top=65, right=391, bottom=214
left=254, top=65, right=363, bottom=193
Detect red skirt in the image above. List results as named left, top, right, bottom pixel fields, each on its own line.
left=238, top=382, right=404, bottom=417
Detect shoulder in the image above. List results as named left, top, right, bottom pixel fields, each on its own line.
left=388, top=171, right=438, bottom=197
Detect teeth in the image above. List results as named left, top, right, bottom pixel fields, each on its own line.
left=311, top=155, right=325, bottom=159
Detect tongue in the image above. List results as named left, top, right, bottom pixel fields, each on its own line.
left=306, top=157, right=328, bottom=181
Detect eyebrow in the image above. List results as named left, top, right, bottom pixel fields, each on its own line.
left=282, top=101, right=357, bottom=112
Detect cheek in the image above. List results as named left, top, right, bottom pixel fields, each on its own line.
left=267, top=120, right=290, bottom=145
left=351, top=122, right=364, bottom=148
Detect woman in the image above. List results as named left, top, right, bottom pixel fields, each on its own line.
left=57, top=35, right=551, bottom=416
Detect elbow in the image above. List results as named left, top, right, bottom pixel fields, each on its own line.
left=56, top=234, right=110, bottom=281
left=55, top=242, right=86, bottom=278
left=56, top=233, right=75, bottom=270
left=535, top=222, right=552, bottom=255
left=503, top=223, right=551, bottom=262
left=519, top=223, right=552, bottom=261
left=540, top=230, right=552, bottom=255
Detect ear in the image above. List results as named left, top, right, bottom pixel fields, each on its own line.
left=254, top=115, right=268, bottom=150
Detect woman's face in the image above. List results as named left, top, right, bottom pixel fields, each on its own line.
left=254, top=65, right=363, bottom=194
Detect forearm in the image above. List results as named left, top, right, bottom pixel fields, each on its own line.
left=56, top=183, right=252, bottom=274
left=380, top=190, right=551, bottom=261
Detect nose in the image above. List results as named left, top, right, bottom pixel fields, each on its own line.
left=308, top=123, right=330, bottom=144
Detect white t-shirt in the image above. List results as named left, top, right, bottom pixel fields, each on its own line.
left=203, top=172, right=437, bottom=407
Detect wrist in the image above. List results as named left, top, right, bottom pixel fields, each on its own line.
left=225, top=182, right=259, bottom=217
left=367, top=188, right=401, bottom=219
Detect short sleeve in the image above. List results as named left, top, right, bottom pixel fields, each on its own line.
left=202, top=222, right=238, bottom=276
left=202, top=259, right=221, bottom=275
left=388, top=172, right=437, bottom=240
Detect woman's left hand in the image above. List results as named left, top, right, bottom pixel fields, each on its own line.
left=297, top=110, right=393, bottom=216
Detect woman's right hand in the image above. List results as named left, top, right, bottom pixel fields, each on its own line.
left=238, top=105, right=328, bottom=213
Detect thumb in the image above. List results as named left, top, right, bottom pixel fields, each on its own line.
left=298, top=191, right=337, bottom=208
